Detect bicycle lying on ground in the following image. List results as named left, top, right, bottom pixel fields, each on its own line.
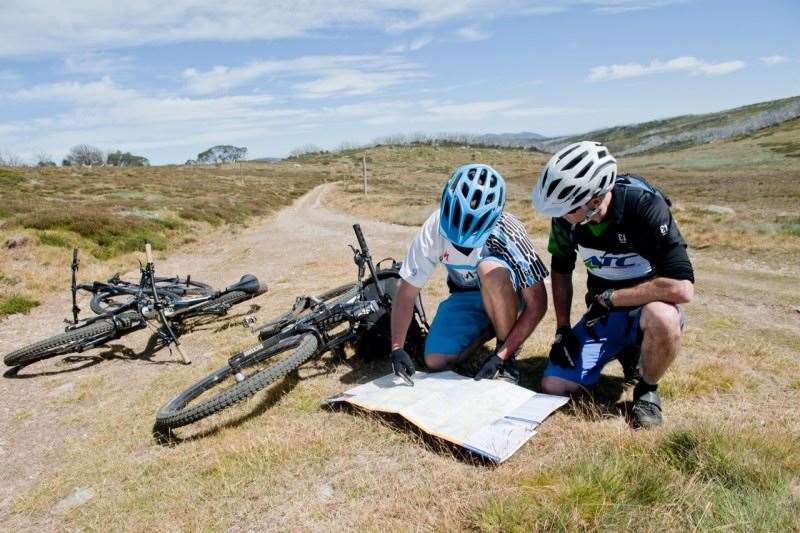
left=155, top=223, right=428, bottom=430
left=3, top=245, right=266, bottom=367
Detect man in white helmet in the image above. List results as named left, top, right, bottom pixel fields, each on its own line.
left=531, top=141, right=694, bottom=428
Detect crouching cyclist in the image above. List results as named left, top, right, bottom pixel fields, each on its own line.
left=390, top=163, right=549, bottom=385
left=532, top=141, right=694, bottom=428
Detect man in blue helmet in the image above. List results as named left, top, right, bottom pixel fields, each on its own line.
left=389, top=163, right=550, bottom=385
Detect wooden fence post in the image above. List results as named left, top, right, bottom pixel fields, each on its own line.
left=362, top=154, right=367, bottom=196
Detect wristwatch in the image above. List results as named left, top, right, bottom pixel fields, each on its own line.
left=597, top=288, right=615, bottom=309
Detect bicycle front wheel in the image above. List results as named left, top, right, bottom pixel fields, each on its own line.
left=3, top=312, right=140, bottom=366
left=155, top=333, right=320, bottom=429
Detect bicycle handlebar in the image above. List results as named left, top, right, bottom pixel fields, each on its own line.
left=353, top=223, right=369, bottom=255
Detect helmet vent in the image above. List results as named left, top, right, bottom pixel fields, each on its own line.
left=486, top=192, right=495, bottom=204
left=557, top=143, right=580, bottom=161
left=453, top=201, right=462, bottom=225
left=442, top=197, right=451, bottom=219
left=490, top=174, right=497, bottom=187
left=461, top=183, right=470, bottom=198
left=476, top=211, right=490, bottom=233
left=575, top=162, right=592, bottom=179
left=470, top=190, right=483, bottom=209
left=598, top=150, right=607, bottom=158
left=464, top=213, right=474, bottom=232
left=562, top=151, right=588, bottom=171
left=547, top=179, right=561, bottom=197
left=539, top=169, right=549, bottom=191
left=467, top=168, right=476, bottom=181
left=478, top=168, right=487, bottom=185
left=572, top=189, right=590, bottom=206
left=598, top=176, right=607, bottom=190
left=558, top=185, right=575, bottom=200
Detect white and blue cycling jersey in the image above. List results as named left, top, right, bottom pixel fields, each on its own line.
left=399, top=210, right=549, bottom=292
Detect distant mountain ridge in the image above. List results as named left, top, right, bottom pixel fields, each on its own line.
left=535, top=95, right=800, bottom=155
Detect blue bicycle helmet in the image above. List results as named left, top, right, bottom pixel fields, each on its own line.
left=439, top=164, right=506, bottom=247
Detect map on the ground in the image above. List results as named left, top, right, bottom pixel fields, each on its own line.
left=326, top=371, right=568, bottom=463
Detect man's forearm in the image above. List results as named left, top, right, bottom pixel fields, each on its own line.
left=611, top=277, right=694, bottom=307
left=390, top=280, right=421, bottom=350
left=551, top=271, right=573, bottom=328
left=497, top=283, right=547, bottom=359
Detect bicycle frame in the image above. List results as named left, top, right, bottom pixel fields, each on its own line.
left=228, top=223, right=421, bottom=380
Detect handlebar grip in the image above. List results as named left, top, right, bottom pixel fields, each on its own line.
left=145, top=242, right=153, bottom=264
left=353, top=224, right=369, bottom=254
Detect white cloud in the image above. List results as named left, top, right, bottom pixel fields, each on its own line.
left=387, top=36, right=434, bottom=53
left=592, top=0, right=689, bottom=13
left=63, top=51, right=135, bottom=74
left=454, top=25, right=492, bottom=42
left=760, top=55, right=789, bottom=66
left=589, top=56, right=746, bottom=81
left=183, top=55, right=424, bottom=97
left=423, top=99, right=521, bottom=119
left=10, top=76, right=139, bottom=104
left=0, top=1, right=685, bottom=57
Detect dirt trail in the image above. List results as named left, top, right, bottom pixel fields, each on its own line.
left=0, top=184, right=417, bottom=523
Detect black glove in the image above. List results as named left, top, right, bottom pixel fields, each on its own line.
left=390, top=348, right=415, bottom=377
left=549, top=325, right=579, bottom=369
left=584, top=289, right=614, bottom=329
left=474, top=354, right=504, bottom=381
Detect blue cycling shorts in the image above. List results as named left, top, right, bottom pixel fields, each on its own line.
left=424, top=291, right=491, bottom=357
left=542, top=305, right=685, bottom=387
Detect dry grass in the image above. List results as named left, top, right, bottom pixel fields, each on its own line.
left=0, top=161, right=330, bottom=317
left=2, top=128, right=800, bottom=531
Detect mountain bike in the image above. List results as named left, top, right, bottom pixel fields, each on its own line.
left=3, top=245, right=266, bottom=367
left=155, top=223, right=428, bottom=429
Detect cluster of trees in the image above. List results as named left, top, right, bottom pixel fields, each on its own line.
left=186, top=145, right=248, bottom=165
left=0, top=145, right=150, bottom=167
left=61, top=144, right=150, bottom=167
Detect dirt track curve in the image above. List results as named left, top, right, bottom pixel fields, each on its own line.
left=0, top=184, right=420, bottom=526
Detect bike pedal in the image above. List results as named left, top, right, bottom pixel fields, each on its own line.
left=242, top=315, right=257, bottom=329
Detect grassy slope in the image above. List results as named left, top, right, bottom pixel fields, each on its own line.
left=0, top=162, right=331, bottom=316
left=3, top=123, right=800, bottom=531
left=542, top=94, right=800, bottom=155
left=327, top=118, right=800, bottom=264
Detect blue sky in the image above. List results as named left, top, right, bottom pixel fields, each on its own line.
left=0, top=0, right=797, bottom=164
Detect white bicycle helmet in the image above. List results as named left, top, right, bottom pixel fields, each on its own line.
left=532, top=141, right=617, bottom=218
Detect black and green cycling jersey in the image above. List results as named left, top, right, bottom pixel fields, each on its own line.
left=547, top=174, right=694, bottom=300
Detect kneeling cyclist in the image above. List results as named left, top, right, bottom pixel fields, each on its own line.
left=532, top=141, right=694, bottom=428
left=390, top=164, right=549, bottom=384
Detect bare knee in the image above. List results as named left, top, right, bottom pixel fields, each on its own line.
left=641, top=302, right=681, bottom=341
left=541, top=376, right=580, bottom=396
left=425, top=353, right=454, bottom=371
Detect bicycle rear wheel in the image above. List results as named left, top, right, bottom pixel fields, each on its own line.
left=155, top=333, right=319, bottom=429
left=89, top=278, right=214, bottom=315
left=175, top=290, right=252, bottom=319
left=3, top=312, right=140, bottom=366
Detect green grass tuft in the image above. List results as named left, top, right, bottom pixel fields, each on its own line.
left=468, top=427, right=800, bottom=532
left=37, top=231, right=72, bottom=248
left=0, top=294, right=40, bottom=316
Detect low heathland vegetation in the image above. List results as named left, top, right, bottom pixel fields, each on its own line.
left=0, top=162, right=331, bottom=316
